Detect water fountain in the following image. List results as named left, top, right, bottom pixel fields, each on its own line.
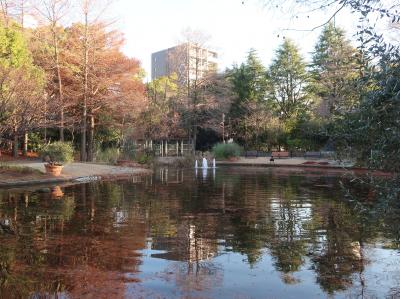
left=194, top=158, right=216, bottom=169
left=202, top=157, right=208, bottom=169
left=202, top=167, right=208, bottom=180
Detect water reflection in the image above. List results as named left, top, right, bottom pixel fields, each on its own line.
left=0, top=167, right=399, bottom=298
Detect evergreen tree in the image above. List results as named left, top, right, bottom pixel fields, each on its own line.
left=229, top=49, right=267, bottom=118
left=228, top=49, right=268, bottom=144
left=333, top=49, right=400, bottom=172
left=267, top=39, right=309, bottom=120
left=311, top=23, right=360, bottom=117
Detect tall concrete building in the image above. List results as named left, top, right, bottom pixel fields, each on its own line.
left=151, top=43, right=218, bottom=83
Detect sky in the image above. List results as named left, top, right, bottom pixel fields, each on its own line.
left=109, top=0, right=361, bottom=81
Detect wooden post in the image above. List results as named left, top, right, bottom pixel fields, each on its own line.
left=181, top=140, right=184, bottom=156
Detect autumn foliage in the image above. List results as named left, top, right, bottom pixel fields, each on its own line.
left=0, top=0, right=146, bottom=160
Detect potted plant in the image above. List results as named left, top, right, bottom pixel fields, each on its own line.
left=40, top=142, right=74, bottom=176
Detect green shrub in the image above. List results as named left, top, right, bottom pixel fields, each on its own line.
left=121, top=141, right=136, bottom=160
left=212, top=143, right=243, bottom=159
left=40, top=142, right=74, bottom=165
left=96, top=148, right=120, bottom=164
left=28, top=132, right=47, bottom=152
left=136, top=152, right=153, bottom=165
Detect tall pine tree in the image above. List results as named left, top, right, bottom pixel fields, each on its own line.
left=228, top=49, right=268, bottom=143
left=267, top=39, right=309, bottom=121
left=311, top=23, right=360, bottom=117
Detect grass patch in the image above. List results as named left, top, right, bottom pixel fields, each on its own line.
left=0, top=164, right=43, bottom=175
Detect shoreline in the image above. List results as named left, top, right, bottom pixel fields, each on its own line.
left=0, top=161, right=152, bottom=188
left=216, top=159, right=393, bottom=177
left=0, top=158, right=393, bottom=188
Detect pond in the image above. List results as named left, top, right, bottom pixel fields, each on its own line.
left=0, top=167, right=399, bottom=298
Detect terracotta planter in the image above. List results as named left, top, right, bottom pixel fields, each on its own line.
left=44, top=163, right=64, bottom=176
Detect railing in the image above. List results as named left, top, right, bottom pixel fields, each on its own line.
left=242, top=150, right=336, bottom=158
left=134, top=140, right=192, bottom=157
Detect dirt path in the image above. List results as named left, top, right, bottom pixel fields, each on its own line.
left=217, top=157, right=354, bottom=167
left=1, top=161, right=151, bottom=186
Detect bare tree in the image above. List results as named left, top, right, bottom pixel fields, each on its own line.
left=248, top=0, right=400, bottom=32
left=78, top=0, right=113, bottom=161
left=0, top=66, right=47, bottom=157
left=0, top=0, right=28, bottom=27
left=170, top=28, right=219, bottom=152
left=34, top=0, right=70, bottom=142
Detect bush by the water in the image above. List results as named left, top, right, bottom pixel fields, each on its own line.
left=212, top=143, right=243, bottom=159
left=40, top=142, right=74, bottom=164
left=96, top=148, right=120, bottom=164
left=120, top=141, right=136, bottom=160
left=136, top=152, right=153, bottom=165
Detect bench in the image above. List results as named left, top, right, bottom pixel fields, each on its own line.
left=245, top=150, right=258, bottom=158
left=304, top=151, right=321, bottom=158
left=271, top=151, right=290, bottom=159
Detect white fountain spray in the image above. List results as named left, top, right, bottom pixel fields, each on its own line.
left=213, top=158, right=216, bottom=168
left=195, top=160, right=198, bottom=169
left=202, top=157, right=208, bottom=169
left=202, top=167, right=207, bottom=180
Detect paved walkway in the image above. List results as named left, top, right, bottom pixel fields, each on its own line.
left=1, top=161, right=151, bottom=187
left=217, top=157, right=354, bottom=168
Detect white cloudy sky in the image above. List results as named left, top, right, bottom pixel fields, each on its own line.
left=107, top=0, right=362, bottom=80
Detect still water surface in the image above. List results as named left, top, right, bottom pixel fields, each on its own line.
left=0, top=167, right=399, bottom=298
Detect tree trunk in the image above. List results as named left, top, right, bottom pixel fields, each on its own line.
left=80, top=113, right=87, bottom=162
left=80, top=10, right=89, bottom=162
left=60, top=105, right=64, bottom=141
left=192, top=126, right=197, bottom=154
left=22, top=132, right=28, bottom=156
left=13, top=134, right=18, bottom=158
left=87, top=115, right=95, bottom=162
left=53, top=28, right=64, bottom=142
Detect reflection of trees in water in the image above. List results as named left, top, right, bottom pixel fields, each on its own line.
left=267, top=183, right=310, bottom=275
left=341, top=176, right=400, bottom=250
left=311, top=204, right=365, bottom=294
left=201, top=170, right=398, bottom=294
left=150, top=217, right=222, bottom=295
left=151, top=219, right=218, bottom=262
left=0, top=170, right=399, bottom=297
left=0, top=182, right=146, bottom=298
left=161, top=260, right=223, bottom=295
